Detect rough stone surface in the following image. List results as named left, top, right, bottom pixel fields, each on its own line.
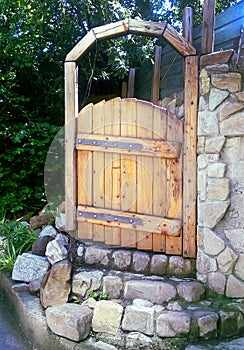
left=112, top=250, right=132, bottom=270
left=40, top=259, right=72, bottom=308
left=102, top=275, right=123, bottom=299
left=124, top=280, right=176, bottom=304
left=85, top=246, right=112, bottom=267
left=220, top=112, right=244, bottom=136
left=196, top=250, right=217, bottom=274
left=156, top=311, right=191, bottom=337
left=193, top=311, right=219, bottom=338
left=30, top=215, right=53, bottom=230
left=202, top=228, right=225, bottom=256
left=122, top=305, right=155, bottom=335
left=12, top=253, right=50, bottom=283
left=219, top=310, right=241, bottom=337
left=150, top=254, right=168, bottom=275
left=126, top=332, right=153, bottom=349
left=45, top=237, right=68, bottom=264
left=226, top=275, right=244, bottom=298
left=234, top=254, right=244, bottom=280
left=198, top=110, right=219, bottom=136
left=211, top=73, right=242, bottom=93
left=209, top=88, right=229, bottom=111
left=208, top=272, right=226, bottom=295
left=207, top=163, right=226, bottom=178
left=93, top=341, right=118, bottom=350
left=168, top=256, right=192, bottom=276
left=200, top=69, right=210, bottom=95
left=198, top=201, right=230, bottom=228
left=31, top=236, right=55, bottom=256
left=224, top=229, right=244, bottom=254
left=198, top=170, right=206, bottom=201
left=55, top=213, right=66, bottom=231
left=217, top=247, right=238, bottom=274
left=39, top=225, right=57, bottom=237
left=205, top=136, right=225, bottom=154
left=46, top=303, right=93, bottom=341
left=72, top=270, right=103, bottom=299
left=29, top=275, right=45, bottom=293
left=132, top=251, right=150, bottom=272
left=208, top=178, right=230, bottom=201
left=92, top=300, right=123, bottom=335
left=219, top=101, right=244, bottom=121
left=177, top=282, right=205, bottom=302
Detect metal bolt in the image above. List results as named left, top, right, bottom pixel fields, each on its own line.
left=93, top=141, right=96, bottom=145
left=129, top=144, right=133, bottom=148
left=114, top=217, right=118, bottom=221
left=129, top=219, right=133, bottom=223
left=94, top=214, right=97, bottom=218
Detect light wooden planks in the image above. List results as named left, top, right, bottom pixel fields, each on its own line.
left=65, top=62, right=78, bottom=232
left=201, top=0, right=216, bottom=54
left=183, top=56, right=198, bottom=258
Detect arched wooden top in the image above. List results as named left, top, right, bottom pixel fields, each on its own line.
left=65, top=19, right=196, bottom=62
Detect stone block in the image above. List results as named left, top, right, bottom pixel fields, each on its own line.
left=200, top=69, right=210, bottom=95
left=197, top=155, right=208, bottom=169
left=156, top=311, right=191, bottom=337
left=177, top=281, right=205, bottom=302
left=236, top=91, right=244, bottom=102
left=198, top=170, right=206, bottom=201
left=208, top=163, right=226, bottom=178
left=219, top=101, right=244, bottom=121
left=211, top=73, right=242, bottom=93
left=124, top=280, right=176, bottom=304
left=220, top=112, right=244, bottom=136
left=132, top=251, right=150, bottom=273
left=122, top=305, right=155, bottom=335
left=112, top=250, right=131, bottom=270
left=193, top=311, right=218, bottom=338
left=126, top=332, right=153, bottom=349
left=150, top=254, right=168, bottom=275
left=234, top=253, right=244, bottom=280
left=208, top=272, right=226, bottom=295
left=32, top=236, right=55, bottom=256
left=197, top=136, right=205, bottom=154
left=85, top=245, right=112, bottom=267
left=39, top=225, right=57, bottom=237
left=198, top=110, right=219, bottom=136
left=196, top=250, right=217, bottom=274
left=209, top=88, right=229, bottom=111
left=198, top=201, right=230, bottom=228
left=202, top=228, right=225, bottom=256
left=46, top=303, right=93, bottom=341
left=205, top=136, right=225, bottom=154
left=208, top=178, right=230, bottom=201
left=12, top=253, right=50, bottom=283
left=219, top=310, right=241, bottom=337
left=30, top=215, right=53, bottom=230
left=132, top=299, right=153, bottom=307
left=93, top=341, right=118, bottom=350
left=226, top=275, right=244, bottom=298
left=168, top=256, right=193, bottom=276
left=224, top=229, right=244, bottom=254
left=217, top=247, right=238, bottom=275
left=45, top=236, right=69, bottom=264
left=102, top=275, right=123, bottom=299
left=72, top=270, right=103, bottom=299
left=92, top=300, right=123, bottom=335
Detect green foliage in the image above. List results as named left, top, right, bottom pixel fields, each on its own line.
left=0, top=219, right=38, bottom=271
left=88, top=289, right=108, bottom=300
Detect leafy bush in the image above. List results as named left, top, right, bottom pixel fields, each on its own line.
left=0, top=219, right=38, bottom=271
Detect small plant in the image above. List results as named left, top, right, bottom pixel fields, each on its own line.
left=0, top=219, right=38, bottom=271
left=70, top=295, right=82, bottom=304
left=87, top=289, right=108, bottom=300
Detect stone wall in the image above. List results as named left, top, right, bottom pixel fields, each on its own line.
left=197, top=50, right=244, bottom=298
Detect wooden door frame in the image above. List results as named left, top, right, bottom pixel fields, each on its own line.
left=64, top=19, right=198, bottom=257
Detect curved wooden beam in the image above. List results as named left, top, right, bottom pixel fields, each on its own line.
left=65, top=19, right=196, bottom=62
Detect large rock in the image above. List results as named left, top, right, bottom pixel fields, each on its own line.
left=220, top=112, right=244, bottom=136
left=92, top=300, right=123, bottom=335
left=40, top=259, right=72, bottom=308
left=46, top=303, right=93, bottom=341
left=150, top=254, right=168, bottom=275
left=121, top=305, right=155, bottom=335
left=211, top=73, right=242, bottom=93
left=112, top=250, right=132, bottom=270
left=193, top=311, right=219, bottom=338
left=132, top=251, right=150, bottom=273
left=12, top=253, right=50, bottom=283
left=30, top=214, right=53, bottom=230
left=45, top=234, right=69, bottom=264
left=156, top=311, right=191, bottom=337
left=226, top=275, right=244, bottom=298
left=102, top=275, right=123, bottom=299
left=85, top=245, right=112, bottom=267
left=198, top=201, right=230, bottom=228
left=124, top=280, right=176, bottom=304
left=32, top=236, right=55, bottom=256
left=72, top=270, right=103, bottom=299
left=177, top=281, right=205, bottom=302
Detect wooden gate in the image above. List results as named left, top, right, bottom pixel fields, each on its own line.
left=76, top=98, right=183, bottom=254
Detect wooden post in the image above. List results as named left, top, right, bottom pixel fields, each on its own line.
left=151, top=45, right=162, bottom=104
left=183, top=7, right=193, bottom=44
left=183, top=55, right=198, bottom=258
left=121, top=81, right=127, bottom=98
left=65, top=62, right=78, bottom=232
left=201, top=0, right=216, bottom=54
left=127, top=68, right=135, bottom=97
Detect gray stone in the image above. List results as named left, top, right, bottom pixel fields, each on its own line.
left=55, top=233, right=69, bottom=246
left=156, top=311, right=191, bottom=337
left=93, top=341, right=118, bottom=350
left=112, top=250, right=131, bottom=270
left=202, top=228, right=225, bottom=256
left=234, top=254, right=244, bottom=280
left=224, top=229, right=244, bottom=254
left=32, top=236, right=55, bottom=256
left=82, top=297, right=97, bottom=309
left=226, top=275, right=244, bottom=298
left=168, top=256, right=192, bottom=276
left=205, top=136, right=226, bottom=154
left=122, top=305, right=155, bottom=336
left=55, top=213, right=66, bottom=231
left=12, top=283, right=29, bottom=292
left=198, top=110, right=219, bottom=136
left=29, top=275, right=45, bottom=293
left=132, top=299, right=153, bottom=308
left=177, top=281, right=205, bottom=302
left=208, top=178, right=230, bottom=201
left=132, top=251, right=150, bottom=272
left=208, top=272, right=226, bottom=295
left=217, top=247, right=238, bottom=274
left=72, top=270, right=103, bottom=299
left=92, top=300, right=123, bottom=335
left=219, top=101, right=244, bottom=121
left=197, top=136, right=205, bottom=154
left=39, top=225, right=57, bottom=237
left=209, top=88, right=229, bottom=111
left=200, top=69, right=210, bottom=95
left=198, top=170, right=206, bottom=201
left=211, top=73, right=242, bottom=93
left=85, top=245, right=112, bottom=267
left=198, top=201, right=230, bottom=228
left=40, top=259, right=72, bottom=308
left=167, top=301, right=182, bottom=311
left=45, top=238, right=68, bottom=264
left=220, top=112, right=244, bottom=136
left=77, top=244, right=85, bottom=257
left=126, top=332, right=153, bottom=349
left=46, top=303, right=93, bottom=341
left=196, top=250, right=217, bottom=274
left=193, top=311, right=219, bottom=338
left=208, top=163, right=226, bottom=178
left=197, top=154, right=208, bottom=169
left=150, top=254, right=168, bottom=275
left=12, top=253, right=50, bottom=283
left=102, top=275, right=123, bottom=299
left=124, top=280, right=176, bottom=304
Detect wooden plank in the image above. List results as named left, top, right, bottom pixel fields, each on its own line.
left=121, top=82, right=127, bottom=98
left=136, top=101, right=154, bottom=250
left=65, top=62, right=78, bottom=232
left=92, top=100, right=105, bottom=242
left=93, top=20, right=129, bottom=40
left=77, top=205, right=182, bottom=236
left=120, top=99, right=137, bottom=247
left=163, top=24, right=196, bottom=56
left=165, top=112, right=183, bottom=255
left=183, top=7, right=193, bottom=44
left=76, top=134, right=182, bottom=159
left=65, top=30, right=96, bottom=62
left=128, top=19, right=166, bottom=37
left=151, top=46, right=162, bottom=104
left=201, top=0, right=216, bottom=54
left=200, top=49, right=234, bottom=67
left=127, top=68, right=136, bottom=98
left=77, top=103, right=93, bottom=240
left=152, top=106, right=167, bottom=252
left=183, top=56, right=198, bottom=258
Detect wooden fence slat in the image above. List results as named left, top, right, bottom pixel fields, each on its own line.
left=201, top=0, right=216, bottom=54
left=127, top=68, right=136, bottom=98
left=151, top=46, right=162, bottom=104
left=183, top=7, right=193, bottom=44
left=183, top=56, right=198, bottom=258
